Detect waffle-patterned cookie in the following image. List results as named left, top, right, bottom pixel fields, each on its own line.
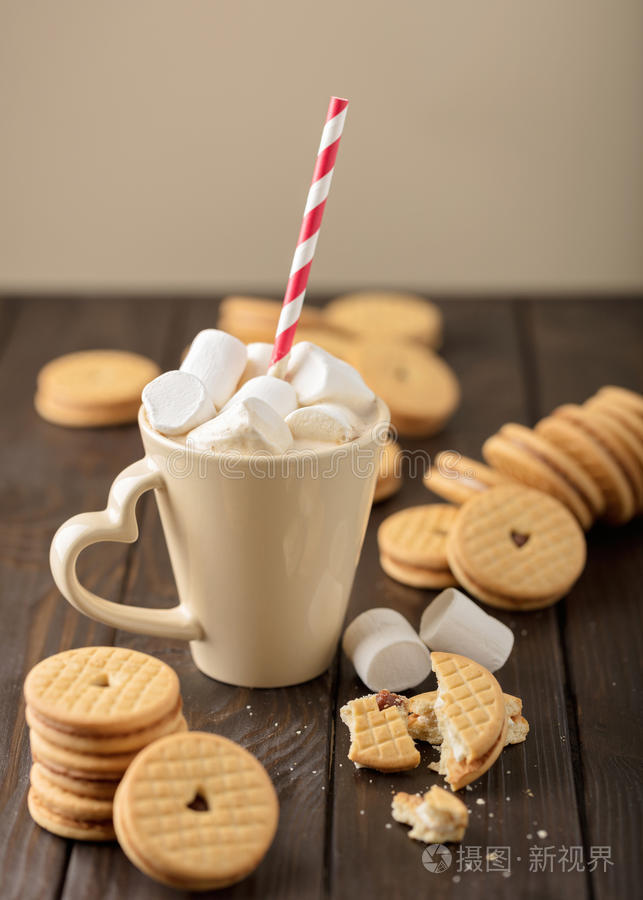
left=27, top=788, right=115, bottom=841
left=113, top=732, right=278, bottom=891
left=536, top=413, right=634, bottom=524
left=340, top=695, right=420, bottom=772
left=25, top=702, right=186, bottom=755
left=424, top=453, right=510, bottom=505
left=24, top=647, right=181, bottom=735
left=29, top=729, right=140, bottom=779
left=378, top=504, right=459, bottom=569
left=446, top=485, right=586, bottom=610
left=392, top=786, right=468, bottom=843
left=408, top=690, right=529, bottom=746
left=431, top=652, right=507, bottom=790
left=482, top=423, right=603, bottom=529
left=30, top=756, right=119, bottom=800
left=30, top=762, right=114, bottom=822
left=379, top=553, right=458, bottom=589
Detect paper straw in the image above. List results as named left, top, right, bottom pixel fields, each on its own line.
left=269, top=96, right=349, bottom=376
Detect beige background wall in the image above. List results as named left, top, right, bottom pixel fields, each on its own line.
left=1, top=0, right=642, bottom=294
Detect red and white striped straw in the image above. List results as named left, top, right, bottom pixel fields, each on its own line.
left=269, top=96, right=349, bottom=375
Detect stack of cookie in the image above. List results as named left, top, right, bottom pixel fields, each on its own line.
left=35, top=350, right=160, bottom=428
left=482, top=387, right=643, bottom=530
left=215, top=291, right=461, bottom=437
left=423, top=386, right=643, bottom=531
left=25, top=646, right=186, bottom=841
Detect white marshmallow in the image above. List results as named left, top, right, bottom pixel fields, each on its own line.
left=420, top=588, right=514, bottom=673
left=286, top=342, right=375, bottom=415
left=285, top=403, right=361, bottom=443
left=342, top=608, right=432, bottom=692
left=187, top=397, right=293, bottom=455
left=222, top=375, right=297, bottom=419
left=180, top=329, right=247, bottom=408
left=239, top=343, right=273, bottom=385
left=142, top=370, right=215, bottom=436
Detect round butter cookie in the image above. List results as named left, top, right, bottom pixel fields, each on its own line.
left=28, top=788, right=115, bottom=841
left=30, top=762, right=114, bottom=822
left=424, top=452, right=510, bottom=505
left=446, top=485, right=586, bottom=610
left=35, top=350, right=160, bottom=427
left=25, top=702, right=186, bottom=755
left=378, top=504, right=459, bottom=569
left=324, top=292, right=443, bottom=348
left=348, top=341, right=459, bottom=437
left=24, top=647, right=181, bottom=737
left=113, top=732, right=279, bottom=891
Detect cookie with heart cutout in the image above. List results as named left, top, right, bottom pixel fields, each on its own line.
left=446, top=484, right=586, bottom=610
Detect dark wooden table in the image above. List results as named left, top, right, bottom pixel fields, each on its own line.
left=0, top=295, right=641, bottom=900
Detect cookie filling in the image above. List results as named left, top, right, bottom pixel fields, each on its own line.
left=375, top=690, right=408, bottom=711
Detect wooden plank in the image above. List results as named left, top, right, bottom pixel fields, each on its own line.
left=527, top=298, right=643, bottom=900
left=62, top=296, right=333, bottom=900
left=0, top=296, right=173, bottom=900
left=329, top=299, right=588, bottom=899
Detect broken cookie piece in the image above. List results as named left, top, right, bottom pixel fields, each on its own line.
left=431, top=651, right=507, bottom=791
left=392, top=785, right=469, bottom=843
left=408, top=689, right=529, bottom=747
left=340, top=693, right=420, bottom=773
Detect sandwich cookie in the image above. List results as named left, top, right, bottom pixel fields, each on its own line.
left=446, top=485, right=586, bottom=610
left=35, top=350, right=160, bottom=428
left=482, top=423, right=603, bottom=529
left=378, top=504, right=459, bottom=588
left=407, top=690, right=529, bottom=747
left=113, top=732, right=279, bottom=891
left=592, top=385, right=643, bottom=420
left=324, top=291, right=443, bottom=349
left=430, top=652, right=507, bottom=791
left=424, top=452, right=509, bottom=505
left=347, top=341, right=459, bottom=437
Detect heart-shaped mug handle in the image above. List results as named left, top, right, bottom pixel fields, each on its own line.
left=50, top=458, right=203, bottom=640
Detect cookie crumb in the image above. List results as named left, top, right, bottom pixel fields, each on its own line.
left=385, top=823, right=392, bottom=829
left=476, top=798, right=485, bottom=806
left=452, top=875, right=461, bottom=883
left=537, top=829, right=548, bottom=839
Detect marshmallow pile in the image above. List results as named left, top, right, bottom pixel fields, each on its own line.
left=141, top=330, right=377, bottom=453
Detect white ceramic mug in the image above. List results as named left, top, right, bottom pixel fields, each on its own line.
left=50, top=402, right=389, bottom=687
